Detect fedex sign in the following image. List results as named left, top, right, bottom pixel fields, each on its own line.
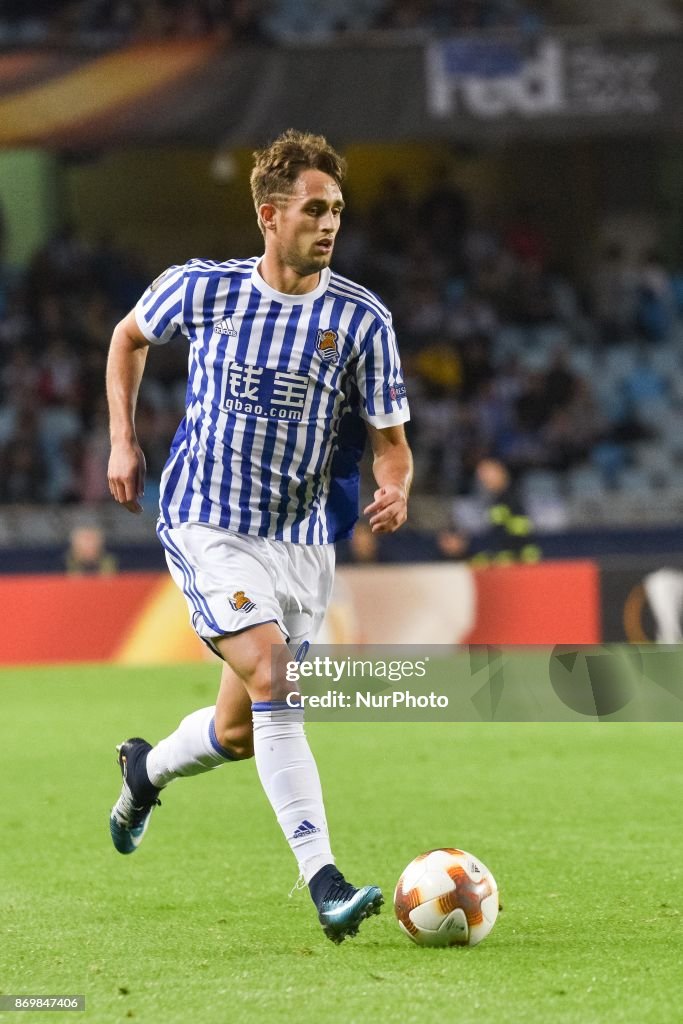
left=426, top=37, right=660, bottom=121
left=427, top=38, right=564, bottom=118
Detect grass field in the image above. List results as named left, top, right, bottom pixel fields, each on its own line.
left=1, top=663, right=682, bottom=1024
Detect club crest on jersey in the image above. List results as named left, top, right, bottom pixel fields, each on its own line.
left=229, top=590, right=256, bottom=613
left=316, top=328, right=339, bottom=364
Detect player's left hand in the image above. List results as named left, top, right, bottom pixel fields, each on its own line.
left=363, top=484, right=408, bottom=533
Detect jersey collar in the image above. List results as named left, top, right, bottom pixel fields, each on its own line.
left=251, top=261, right=330, bottom=304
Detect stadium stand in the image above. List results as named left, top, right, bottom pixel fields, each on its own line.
left=0, top=187, right=681, bottom=536
left=0, top=0, right=545, bottom=46
left=1, top=1, right=683, bottom=562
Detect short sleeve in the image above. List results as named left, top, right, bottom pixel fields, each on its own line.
left=355, top=319, right=410, bottom=428
left=134, top=265, right=186, bottom=345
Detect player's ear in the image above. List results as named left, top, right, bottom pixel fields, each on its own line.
left=259, top=203, right=278, bottom=231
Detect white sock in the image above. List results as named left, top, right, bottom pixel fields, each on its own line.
left=146, top=706, right=235, bottom=788
left=252, top=704, right=334, bottom=882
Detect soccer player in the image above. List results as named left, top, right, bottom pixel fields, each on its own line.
left=106, top=129, right=412, bottom=943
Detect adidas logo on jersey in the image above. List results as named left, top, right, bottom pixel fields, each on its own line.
left=215, top=317, right=237, bottom=336
left=292, top=819, right=321, bottom=839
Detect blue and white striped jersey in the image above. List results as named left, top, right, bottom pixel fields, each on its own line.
left=135, top=257, right=409, bottom=543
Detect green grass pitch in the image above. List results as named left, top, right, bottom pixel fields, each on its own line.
left=1, top=663, right=682, bottom=1024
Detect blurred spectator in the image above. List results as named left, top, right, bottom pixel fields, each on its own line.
left=621, top=349, right=668, bottom=411
left=468, top=374, right=516, bottom=458
left=368, top=176, right=416, bottom=257
left=0, top=287, right=32, bottom=352
left=453, top=456, right=541, bottom=565
left=503, top=204, right=549, bottom=269
left=38, top=338, right=81, bottom=406
left=0, top=398, right=45, bottom=503
left=435, top=528, right=468, bottom=559
left=514, top=370, right=552, bottom=434
left=591, top=243, right=640, bottom=345
left=337, top=519, right=398, bottom=564
left=347, top=521, right=380, bottom=562
left=1, top=350, right=39, bottom=397
left=543, top=346, right=577, bottom=414
left=636, top=250, right=676, bottom=343
left=503, top=257, right=555, bottom=328
left=410, top=339, right=462, bottom=492
left=542, top=378, right=608, bottom=471
left=447, top=290, right=498, bottom=345
left=398, top=280, right=447, bottom=350
left=65, top=524, right=117, bottom=575
left=458, top=334, right=495, bottom=400
left=27, top=223, right=93, bottom=301
left=418, top=163, right=470, bottom=272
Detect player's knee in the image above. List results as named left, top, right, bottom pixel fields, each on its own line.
left=243, top=663, right=283, bottom=705
left=215, top=722, right=254, bottom=760
left=228, top=737, right=254, bottom=761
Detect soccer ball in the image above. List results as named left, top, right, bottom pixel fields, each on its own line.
left=394, top=848, right=499, bottom=947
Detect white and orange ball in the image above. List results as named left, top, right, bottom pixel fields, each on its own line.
left=394, top=848, right=499, bottom=947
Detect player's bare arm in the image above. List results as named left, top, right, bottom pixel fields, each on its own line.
left=364, top=423, right=413, bottom=533
left=106, top=309, right=150, bottom=515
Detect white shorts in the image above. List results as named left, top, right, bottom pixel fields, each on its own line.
left=158, top=523, right=335, bottom=653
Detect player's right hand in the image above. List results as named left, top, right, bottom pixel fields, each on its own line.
left=108, top=441, right=146, bottom=514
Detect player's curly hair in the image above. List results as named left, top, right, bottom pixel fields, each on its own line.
left=250, top=129, right=346, bottom=235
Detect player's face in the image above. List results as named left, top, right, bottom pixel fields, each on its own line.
left=268, top=169, right=344, bottom=277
